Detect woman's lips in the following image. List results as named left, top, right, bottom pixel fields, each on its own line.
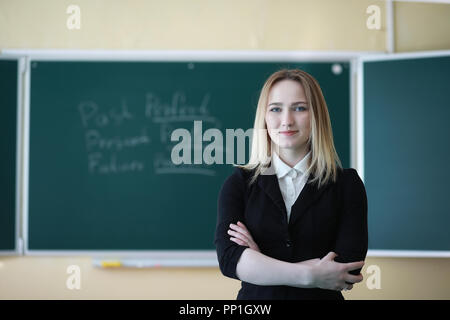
left=279, top=130, right=298, bottom=136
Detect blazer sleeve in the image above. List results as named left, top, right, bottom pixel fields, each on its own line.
left=214, top=167, right=248, bottom=280
left=333, top=168, right=368, bottom=275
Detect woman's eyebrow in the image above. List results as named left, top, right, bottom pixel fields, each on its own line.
left=268, top=101, right=307, bottom=106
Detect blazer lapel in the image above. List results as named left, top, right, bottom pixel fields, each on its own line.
left=257, top=165, right=287, bottom=217
left=289, top=174, right=330, bottom=225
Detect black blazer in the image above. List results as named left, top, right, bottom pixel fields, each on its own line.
left=215, top=165, right=368, bottom=300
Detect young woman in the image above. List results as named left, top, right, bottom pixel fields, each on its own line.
left=215, top=69, right=368, bottom=300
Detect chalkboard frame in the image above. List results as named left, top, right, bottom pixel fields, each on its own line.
left=358, top=50, right=450, bottom=258
left=0, top=56, right=24, bottom=256
left=7, top=50, right=362, bottom=265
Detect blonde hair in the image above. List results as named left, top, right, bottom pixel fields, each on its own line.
left=237, top=69, right=342, bottom=189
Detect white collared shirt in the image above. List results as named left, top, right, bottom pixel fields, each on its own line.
left=272, top=151, right=311, bottom=222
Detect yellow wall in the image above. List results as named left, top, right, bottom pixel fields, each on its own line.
left=1, top=0, right=450, bottom=300
left=1, top=256, right=450, bottom=299
left=395, top=1, right=450, bottom=52
left=0, top=0, right=387, bottom=51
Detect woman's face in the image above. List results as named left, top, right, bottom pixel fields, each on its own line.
left=265, top=79, right=311, bottom=154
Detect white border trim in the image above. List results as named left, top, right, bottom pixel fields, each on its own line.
left=23, top=57, right=30, bottom=256
left=360, top=49, right=450, bottom=62
left=1, top=49, right=379, bottom=61
left=27, top=249, right=218, bottom=260
left=368, top=250, right=450, bottom=258
left=386, top=0, right=395, bottom=53
left=30, top=250, right=219, bottom=267
left=394, top=0, right=450, bottom=4
left=15, top=58, right=25, bottom=255
left=350, top=59, right=358, bottom=170
left=356, top=57, right=365, bottom=181
left=0, top=251, right=18, bottom=256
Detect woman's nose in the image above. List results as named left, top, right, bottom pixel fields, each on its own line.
left=281, top=110, right=294, bottom=127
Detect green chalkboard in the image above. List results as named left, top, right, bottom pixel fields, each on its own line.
left=0, top=59, right=18, bottom=252
left=28, top=60, right=350, bottom=251
left=364, top=54, right=450, bottom=251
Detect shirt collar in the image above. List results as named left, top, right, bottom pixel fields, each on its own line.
left=272, top=151, right=311, bottom=179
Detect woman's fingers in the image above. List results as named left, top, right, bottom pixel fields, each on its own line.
left=229, top=223, right=254, bottom=245
left=322, top=251, right=338, bottom=261
left=236, top=221, right=248, bottom=230
left=227, top=229, right=249, bottom=244
left=342, top=284, right=353, bottom=291
left=228, top=222, right=260, bottom=252
left=229, top=237, right=246, bottom=246
left=230, top=222, right=252, bottom=240
left=345, top=260, right=365, bottom=272
left=345, top=273, right=364, bottom=284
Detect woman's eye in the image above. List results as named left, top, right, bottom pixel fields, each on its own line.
left=270, top=107, right=281, bottom=112
left=294, top=106, right=306, bottom=111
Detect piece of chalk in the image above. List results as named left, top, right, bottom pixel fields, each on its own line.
left=100, top=261, right=122, bottom=268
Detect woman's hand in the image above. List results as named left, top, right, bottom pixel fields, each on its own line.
left=297, top=257, right=355, bottom=290
left=307, top=252, right=364, bottom=291
left=228, top=221, right=260, bottom=252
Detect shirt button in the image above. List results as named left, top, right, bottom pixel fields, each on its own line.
left=286, top=240, right=292, bottom=247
